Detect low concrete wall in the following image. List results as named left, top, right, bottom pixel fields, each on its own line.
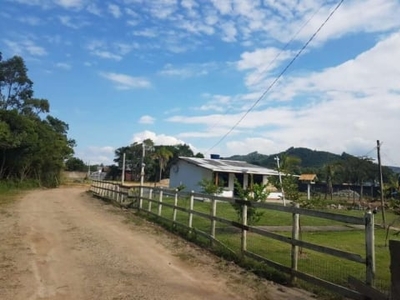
left=63, top=171, right=87, bottom=180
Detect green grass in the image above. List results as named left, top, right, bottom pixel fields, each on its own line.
left=136, top=192, right=398, bottom=297
left=0, top=180, right=40, bottom=206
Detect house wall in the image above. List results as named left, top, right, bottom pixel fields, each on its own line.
left=169, top=160, right=212, bottom=193
left=169, top=159, right=274, bottom=198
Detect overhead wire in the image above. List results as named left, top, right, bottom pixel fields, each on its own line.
left=205, top=0, right=346, bottom=154
left=206, top=1, right=327, bottom=131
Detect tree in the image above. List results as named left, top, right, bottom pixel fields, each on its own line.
left=323, top=162, right=343, bottom=200
left=232, top=182, right=267, bottom=225
left=153, top=146, right=173, bottom=182
left=0, top=54, right=74, bottom=187
left=65, top=157, right=86, bottom=172
left=198, top=178, right=224, bottom=195
left=0, top=55, right=49, bottom=115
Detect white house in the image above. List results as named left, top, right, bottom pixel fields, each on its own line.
left=169, top=156, right=280, bottom=197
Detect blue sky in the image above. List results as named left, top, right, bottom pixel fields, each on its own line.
left=1, top=0, right=400, bottom=166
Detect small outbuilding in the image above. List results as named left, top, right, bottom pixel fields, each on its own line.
left=299, top=173, right=318, bottom=200
left=169, top=156, right=280, bottom=197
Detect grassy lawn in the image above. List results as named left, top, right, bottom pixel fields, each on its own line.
left=139, top=192, right=399, bottom=295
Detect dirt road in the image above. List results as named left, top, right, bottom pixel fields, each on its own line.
left=0, top=187, right=315, bottom=300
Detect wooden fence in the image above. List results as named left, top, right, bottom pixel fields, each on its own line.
left=90, top=180, right=379, bottom=300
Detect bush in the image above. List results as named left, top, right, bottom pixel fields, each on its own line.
left=232, top=182, right=267, bottom=225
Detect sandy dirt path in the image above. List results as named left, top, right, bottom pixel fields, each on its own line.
left=0, top=187, right=315, bottom=300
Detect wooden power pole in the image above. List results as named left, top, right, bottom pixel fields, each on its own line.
left=377, top=140, right=386, bottom=228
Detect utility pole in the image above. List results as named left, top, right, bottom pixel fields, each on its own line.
left=377, top=140, right=386, bottom=228
left=275, top=156, right=286, bottom=206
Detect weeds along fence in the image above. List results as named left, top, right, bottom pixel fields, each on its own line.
left=90, top=180, right=381, bottom=300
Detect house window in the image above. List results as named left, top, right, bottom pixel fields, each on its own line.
left=214, top=172, right=229, bottom=188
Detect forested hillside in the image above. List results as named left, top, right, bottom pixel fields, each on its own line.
left=0, top=53, right=75, bottom=187
left=226, top=147, right=341, bottom=169
left=225, top=147, right=396, bottom=186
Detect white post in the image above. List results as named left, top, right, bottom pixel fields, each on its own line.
left=241, top=200, right=248, bottom=256
left=173, top=189, right=178, bottom=222
left=307, top=183, right=311, bottom=200
left=139, top=143, right=145, bottom=210
left=211, top=196, right=217, bottom=243
left=365, top=210, right=375, bottom=286
left=158, top=188, right=163, bottom=216
left=189, top=191, right=194, bottom=228
left=148, top=188, right=153, bottom=212
left=121, top=152, right=126, bottom=185
left=291, top=202, right=300, bottom=283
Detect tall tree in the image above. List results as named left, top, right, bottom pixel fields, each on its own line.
left=153, top=146, right=173, bottom=182
left=0, top=54, right=74, bottom=187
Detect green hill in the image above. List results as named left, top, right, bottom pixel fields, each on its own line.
left=225, top=147, right=342, bottom=170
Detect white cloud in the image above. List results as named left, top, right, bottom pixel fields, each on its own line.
left=147, top=0, right=178, bottom=19
left=3, top=39, right=47, bottom=56
left=17, top=16, right=42, bottom=25
left=268, top=31, right=400, bottom=101
left=220, top=21, right=237, bottom=42
left=56, top=0, right=86, bottom=9
left=77, top=146, right=115, bottom=165
left=100, top=72, right=151, bottom=89
left=86, top=40, right=135, bottom=60
left=55, top=62, right=71, bottom=69
left=139, top=115, right=155, bottom=124
left=132, top=130, right=185, bottom=146
left=87, top=3, right=102, bottom=16
left=132, top=28, right=158, bottom=38
left=158, top=63, right=215, bottom=78
left=166, top=32, right=400, bottom=163
left=92, top=50, right=122, bottom=61
left=210, top=0, right=233, bottom=15
left=108, top=3, right=122, bottom=18
left=58, top=15, right=89, bottom=29
left=236, top=47, right=294, bottom=87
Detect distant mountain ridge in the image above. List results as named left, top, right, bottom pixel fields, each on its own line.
left=224, top=147, right=399, bottom=171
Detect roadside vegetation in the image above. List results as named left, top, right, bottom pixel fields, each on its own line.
left=0, top=52, right=75, bottom=188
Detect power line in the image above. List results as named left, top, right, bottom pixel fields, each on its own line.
left=206, top=0, right=345, bottom=154
left=206, top=2, right=327, bottom=131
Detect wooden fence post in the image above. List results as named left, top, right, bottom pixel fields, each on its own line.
left=158, top=188, right=163, bottom=216
left=365, top=210, right=375, bottom=286
left=139, top=184, right=143, bottom=210
left=148, top=188, right=153, bottom=212
left=390, top=240, right=400, bottom=299
left=291, top=202, right=300, bottom=284
left=173, top=189, right=178, bottom=223
left=116, top=185, right=120, bottom=203
left=210, top=196, right=217, bottom=245
left=188, top=191, right=194, bottom=228
left=241, top=200, right=248, bottom=256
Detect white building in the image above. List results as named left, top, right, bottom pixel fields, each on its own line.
left=169, top=156, right=280, bottom=197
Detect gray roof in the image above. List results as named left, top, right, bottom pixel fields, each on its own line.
left=179, top=157, right=280, bottom=176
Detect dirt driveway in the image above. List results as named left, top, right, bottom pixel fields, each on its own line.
left=0, top=187, right=315, bottom=300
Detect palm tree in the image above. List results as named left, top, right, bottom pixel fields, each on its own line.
left=323, top=163, right=342, bottom=200
left=153, top=146, right=173, bottom=183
